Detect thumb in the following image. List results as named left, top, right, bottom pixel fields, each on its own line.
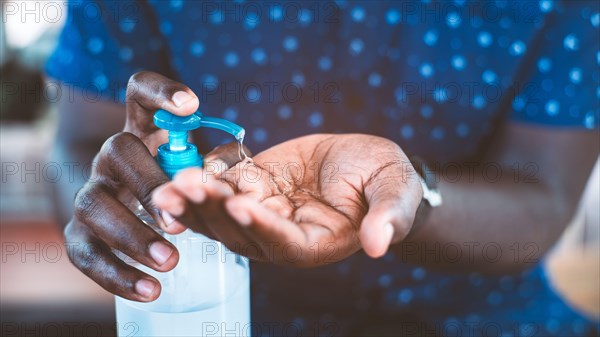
left=359, top=163, right=422, bottom=258
left=360, top=218, right=395, bottom=259
left=126, top=71, right=199, bottom=116
left=124, top=71, right=200, bottom=151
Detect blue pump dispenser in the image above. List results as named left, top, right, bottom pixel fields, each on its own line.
left=115, top=109, right=251, bottom=337
left=153, top=109, right=245, bottom=178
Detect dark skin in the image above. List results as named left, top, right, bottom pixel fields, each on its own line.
left=66, top=71, right=204, bottom=302
left=64, top=71, right=599, bottom=303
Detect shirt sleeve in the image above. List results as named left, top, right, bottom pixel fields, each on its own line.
left=509, top=2, right=599, bottom=129
left=45, top=0, right=174, bottom=103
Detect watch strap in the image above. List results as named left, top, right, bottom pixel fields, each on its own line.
left=406, top=156, right=437, bottom=238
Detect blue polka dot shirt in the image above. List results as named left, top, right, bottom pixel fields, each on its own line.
left=47, top=1, right=599, bottom=336
left=47, top=0, right=599, bottom=158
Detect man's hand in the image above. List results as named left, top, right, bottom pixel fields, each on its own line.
left=64, top=71, right=212, bottom=302
left=152, top=134, right=423, bottom=267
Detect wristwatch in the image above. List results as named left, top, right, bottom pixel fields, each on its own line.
left=408, top=156, right=442, bottom=236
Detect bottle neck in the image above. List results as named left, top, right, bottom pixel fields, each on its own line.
left=168, top=131, right=188, bottom=151
left=157, top=141, right=203, bottom=180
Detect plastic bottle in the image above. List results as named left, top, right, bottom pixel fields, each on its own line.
left=115, top=110, right=251, bottom=337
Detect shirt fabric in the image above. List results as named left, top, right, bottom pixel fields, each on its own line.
left=47, top=1, right=600, bottom=336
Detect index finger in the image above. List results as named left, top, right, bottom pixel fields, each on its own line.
left=96, top=132, right=168, bottom=215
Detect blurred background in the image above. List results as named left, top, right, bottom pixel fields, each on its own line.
left=0, top=1, right=598, bottom=336
left=1, top=1, right=115, bottom=336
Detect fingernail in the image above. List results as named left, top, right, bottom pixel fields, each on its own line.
left=214, top=181, right=234, bottom=197
left=149, top=242, right=174, bottom=265
left=190, top=188, right=206, bottom=204
left=226, top=201, right=252, bottom=226
left=384, top=222, right=395, bottom=242
left=162, top=211, right=176, bottom=226
left=172, top=91, right=194, bottom=107
left=135, top=279, right=156, bottom=298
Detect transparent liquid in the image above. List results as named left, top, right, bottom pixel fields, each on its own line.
left=116, top=207, right=251, bottom=337
left=116, top=271, right=250, bottom=337
left=237, top=135, right=250, bottom=162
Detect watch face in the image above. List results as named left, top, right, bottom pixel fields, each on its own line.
left=427, top=190, right=443, bottom=208
left=421, top=180, right=442, bottom=208
left=410, top=157, right=441, bottom=208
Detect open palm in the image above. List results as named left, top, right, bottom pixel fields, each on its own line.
left=153, top=134, right=422, bottom=267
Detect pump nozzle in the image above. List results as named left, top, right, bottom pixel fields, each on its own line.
left=153, top=109, right=245, bottom=179
left=199, top=116, right=245, bottom=141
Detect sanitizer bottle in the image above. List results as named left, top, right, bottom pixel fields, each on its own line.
left=115, top=110, right=251, bottom=337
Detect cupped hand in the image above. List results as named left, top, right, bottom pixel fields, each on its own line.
left=153, top=134, right=423, bottom=267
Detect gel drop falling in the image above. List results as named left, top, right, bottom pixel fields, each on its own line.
left=237, top=133, right=250, bottom=162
